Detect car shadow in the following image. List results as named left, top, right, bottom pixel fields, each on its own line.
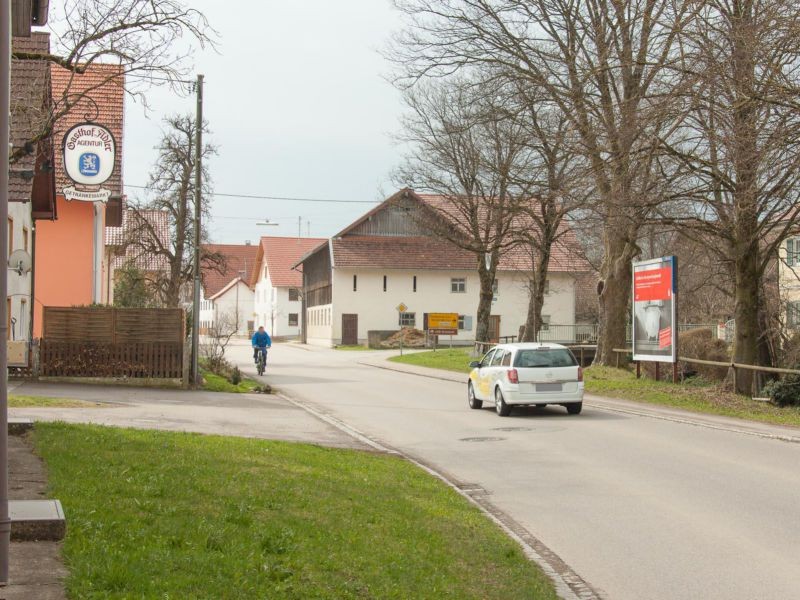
left=481, top=404, right=625, bottom=421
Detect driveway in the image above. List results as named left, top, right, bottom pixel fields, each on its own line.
left=226, top=341, right=800, bottom=600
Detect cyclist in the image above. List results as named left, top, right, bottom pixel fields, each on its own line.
left=252, top=326, right=272, bottom=367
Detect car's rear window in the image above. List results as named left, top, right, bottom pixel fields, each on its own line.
left=514, top=348, right=577, bottom=368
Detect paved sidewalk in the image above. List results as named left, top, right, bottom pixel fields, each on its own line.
left=6, top=434, right=67, bottom=600
left=9, top=381, right=368, bottom=450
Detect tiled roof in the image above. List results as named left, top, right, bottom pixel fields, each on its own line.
left=10, top=32, right=50, bottom=202
left=201, top=243, right=260, bottom=298
left=259, top=237, right=327, bottom=288
left=106, top=209, right=171, bottom=272
left=323, top=189, right=591, bottom=273
left=51, top=62, right=124, bottom=197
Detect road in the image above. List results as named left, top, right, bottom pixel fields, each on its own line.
left=227, top=341, right=800, bottom=600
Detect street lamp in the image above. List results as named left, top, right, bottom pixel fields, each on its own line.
left=257, top=219, right=279, bottom=227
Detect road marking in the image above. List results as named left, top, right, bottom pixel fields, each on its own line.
left=278, top=391, right=604, bottom=600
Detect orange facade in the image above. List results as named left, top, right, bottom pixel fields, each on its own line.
left=33, top=196, right=101, bottom=337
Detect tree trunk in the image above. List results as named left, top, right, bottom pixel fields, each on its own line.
left=521, top=244, right=551, bottom=343
left=732, top=244, right=760, bottom=395
left=595, top=235, right=638, bottom=365
left=475, top=256, right=496, bottom=344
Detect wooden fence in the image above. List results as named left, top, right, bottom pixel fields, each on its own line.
left=40, top=307, right=185, bottom=379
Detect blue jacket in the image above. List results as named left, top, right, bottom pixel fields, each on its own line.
left=252, top=330, right=271, bottom=348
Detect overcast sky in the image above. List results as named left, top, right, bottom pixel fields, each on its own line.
left=58, top=0, right=408, bottom=243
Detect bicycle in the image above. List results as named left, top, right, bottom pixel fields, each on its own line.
left=255, top=347, right=268, bottom=376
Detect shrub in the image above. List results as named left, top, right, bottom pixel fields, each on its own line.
left=643, top=328, right=729, bottom=382
left=230, top=367, right=242, bottom=386
left=762, top=374, right=800, bottom=407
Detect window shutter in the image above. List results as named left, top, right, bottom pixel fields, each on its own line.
left=464, top=316, right=473, bottom=331
left=789, top=239, right=795, bottom=266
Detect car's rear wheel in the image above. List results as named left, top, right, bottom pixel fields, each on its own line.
left=468, top=382, right=483, bottom=409
left=495, top=387, right=511, bottom=417
left=566, top=402, right=582, bottom=415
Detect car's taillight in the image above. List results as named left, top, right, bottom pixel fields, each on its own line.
left=507, top=369, right=519, bottom=384
left=577, top=366, right=584, bottom=382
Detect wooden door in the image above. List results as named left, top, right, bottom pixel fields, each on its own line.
left=341, top=314, right=358, bottom=345
left=488, top=315, right=501, bottom=343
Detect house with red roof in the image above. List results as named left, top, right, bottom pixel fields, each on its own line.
left=199, top=243, right=260, bottom=336
left=251, top=236, right=326, bottom=338
left=294, top=189, right=591, bottom=347
left=33, top=61, right=124, bottom=336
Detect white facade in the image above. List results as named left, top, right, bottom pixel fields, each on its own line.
left=308, top=267, right=575, bottom=346
left=253, top=264, right=303, bottom=338
left=201, top=278, right=255, bottom=337
left=8, top=202, right=33, bottom=342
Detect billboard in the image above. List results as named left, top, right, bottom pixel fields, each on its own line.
left=632, top=256, right=677, bottom=363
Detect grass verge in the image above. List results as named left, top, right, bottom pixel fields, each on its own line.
left=200, top=369, right=261, bottom=394
left=389, top=347, right=473, bottom=373
left=9, top=395, right=102, bottom=408
left=33, top=423, right=557, bottom=599
left=334, top=345, right=375, bottom=351
left=585, top=366, right=800, bottom=428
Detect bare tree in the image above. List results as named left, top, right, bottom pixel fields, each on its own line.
left=10, top=0, right=216, bottom=164
left=393, top=77, right=534, bottom=343
left=201, top=311, right=239, bottom=373
left=125, top=114, right=223, bottom=307
left=391, top=0, right=698, bottom=364
left=659, top=0, right=800, bottom=392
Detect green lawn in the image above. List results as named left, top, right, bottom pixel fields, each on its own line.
left=200, top=369, right=261, bottom=394
left=9, top=395, right=102, bottom=408
left=584, top=366, right=800, bottom=428
left=389, top=347, right=474, bottom=373
left=334, top=345, right=375, bottom=351
left=33, top=423, right=557, bottom=599
left=390, top=349, right=800, bottom=428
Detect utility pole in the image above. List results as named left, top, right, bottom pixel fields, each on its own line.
left=298, top=215, right=301, bottom=238
left=0, top=0, right=10, bottom=584
left=191, top=74, right=204, bottom=386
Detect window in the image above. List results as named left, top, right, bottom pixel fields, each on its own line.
left=353, top=274, right=357, bottom=292
left=492, top=280, right=498, bottom=295
left=413, top=275, right=417, bottom=293
left=451, top=278, right=466, bottom=293
left=399, top=312, right=416, bottom=327
left=383, top=275, right=387, bottom=292
left=788, top=302, right=800, bottom=328
left=458, top=315, right=473, bottom=331
left=288, top=313, right=299, bottom=327
left=22, top=227, right=28, bottom=252
left=481, top=349, right=496, bottom=366
left=544, top=279, right=550, bottom=294
left=501, top=351, right=512, bottom=367
left=288, top=288, right=299, bottom=301
left=788, top=239, right=800, bottom=267
left=514, top=348, right=577, bottom=368
left=263, top=266, right=268, bottom=278
left=541, top=315, right=551, bottom=331
left=490, top=350, right=505, bottom=366
left=7, top=217, right=12, bottom=255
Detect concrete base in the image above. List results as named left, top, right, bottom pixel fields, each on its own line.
left=9, top=418, right=33, bottom=435
left=10, top=500, right=66, bottom=542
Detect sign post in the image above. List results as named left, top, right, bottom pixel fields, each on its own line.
left=428, top=312, right=458, bottom=351
left=632, top=257, right=678, bottom=377
left=396, top=303, right=407, bottom=356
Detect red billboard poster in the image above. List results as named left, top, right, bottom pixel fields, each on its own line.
left=632, top=256, right=677, bottom=363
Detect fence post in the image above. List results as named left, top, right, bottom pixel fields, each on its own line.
left=732, top=364, right=737, bottom=393
left=616, top=351, right=620, bottom=369
left=580, top=347, right=585, bottom=367
left=655, top=362, right=660, bottom=382
left=636, top=361, right=641, bottom=379
left=673, top=361, right=678, bottom=384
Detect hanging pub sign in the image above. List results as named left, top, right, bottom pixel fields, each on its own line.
left=62, top=122, right=116, bottom=202
left=632, top=256, right=678, bottom=363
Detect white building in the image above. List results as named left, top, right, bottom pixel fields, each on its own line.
left=200, top=243, right=259, bottom=336
left=295, top=189, right=591, bottom=347
left=252, top=236, right=326, bottom=338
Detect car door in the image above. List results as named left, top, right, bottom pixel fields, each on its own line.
left=475, top=349, right=496, bottom=399
left=487, top=349, right=507, bottom=397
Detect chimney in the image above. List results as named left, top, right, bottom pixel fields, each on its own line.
left=245, top=240, right=251, bottom=246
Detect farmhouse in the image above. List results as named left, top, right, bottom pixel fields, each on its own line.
left=199, top=243, right=259, bottom=337
left=294, top=189, right=591, bottom=347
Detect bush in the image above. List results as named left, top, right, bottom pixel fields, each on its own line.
left=762, top=374, right=800, bottom=407
left=230, top=367, right=242, bottom=385
left=643, top=328, right=730, bottom=382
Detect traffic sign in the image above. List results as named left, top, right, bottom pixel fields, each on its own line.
left=428, top=312, right=458, bottom=329
left=428, top=328, right=458, bottom=336
left=396, top=303, right=408, bottom=312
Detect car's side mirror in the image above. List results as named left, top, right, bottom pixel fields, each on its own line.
left=469, top=361, right=481, bottom=368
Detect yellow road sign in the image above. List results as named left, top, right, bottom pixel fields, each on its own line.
left=428, top=312, right=458, bottom=329
left=396, top=303, right=408, bottom=312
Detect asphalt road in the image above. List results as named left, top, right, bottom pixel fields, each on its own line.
left=229, top=342, right=800, bottom=600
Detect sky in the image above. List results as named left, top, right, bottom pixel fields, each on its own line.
left=53, top=0, right=408, bottom=243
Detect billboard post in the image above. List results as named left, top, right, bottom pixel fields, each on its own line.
left=632, top=256, right=678, bottom=370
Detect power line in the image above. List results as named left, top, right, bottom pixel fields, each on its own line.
left=123, top=184, right=379, bottom=204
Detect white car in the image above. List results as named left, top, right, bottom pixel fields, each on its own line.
left=467, top=343, right=584, bottom=416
